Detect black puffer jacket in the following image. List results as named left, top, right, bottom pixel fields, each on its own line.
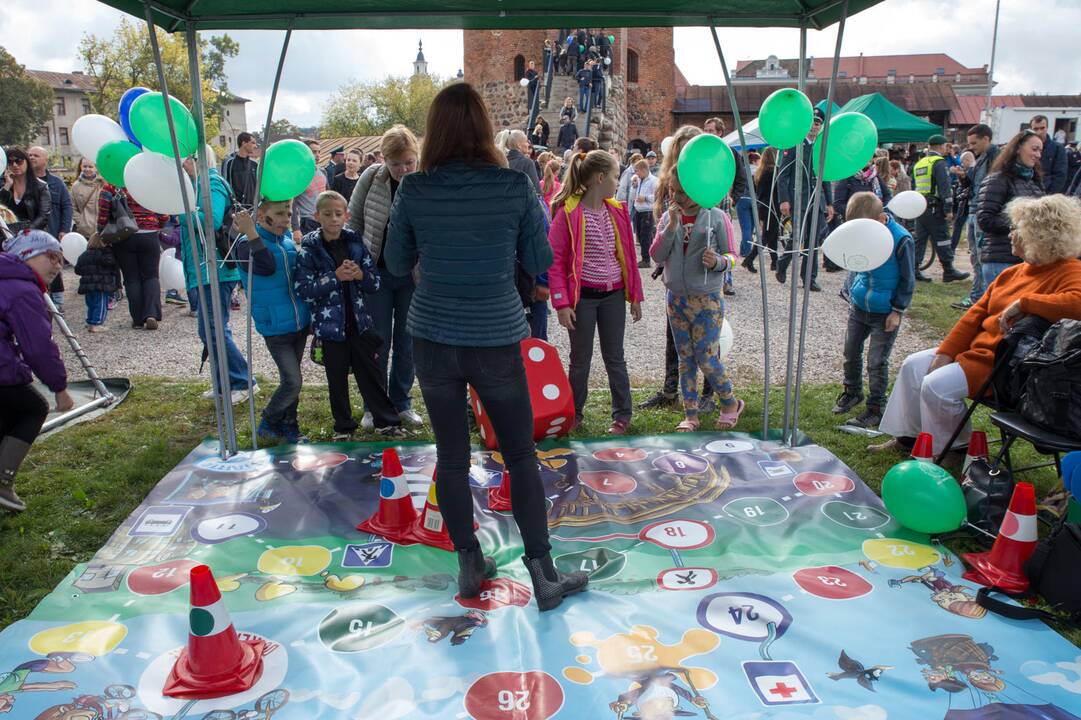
left=0, top=177, right=51, bottom=231
left=976, top=170, right=1044, bottom=265
left=74, top=246, right=118, bottom=294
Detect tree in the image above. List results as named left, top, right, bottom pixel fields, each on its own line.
left=321, top=74, right=446, bottom=137
left=258, top=118, right=303, bottom=142
left=0, top=46, right=54, bottom=146
left=77, top=19, right=238, bottom=144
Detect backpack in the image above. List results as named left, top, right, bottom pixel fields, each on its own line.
left=1018, top=319, right=1081, bottom=439
left=991, top=315, right=1052, bottom=409
left=100, top=191, right=139, bottom=245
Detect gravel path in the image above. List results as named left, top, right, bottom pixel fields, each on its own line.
left=52, top=227, right=962, bottom=390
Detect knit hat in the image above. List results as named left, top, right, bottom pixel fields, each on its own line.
left=928, top=134, right=948, bottom=146
left=2, top=229, right=61, bottom=262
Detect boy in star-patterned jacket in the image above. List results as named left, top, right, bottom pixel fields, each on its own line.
left=294, top=191, right=405, bottom=439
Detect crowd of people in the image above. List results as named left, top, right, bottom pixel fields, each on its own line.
left=5, top=83, right=1081, bottom=608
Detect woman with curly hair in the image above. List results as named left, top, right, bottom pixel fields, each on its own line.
left=871, top=194, right=1081, bottom=455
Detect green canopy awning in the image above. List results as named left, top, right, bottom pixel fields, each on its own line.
left=839, top=92, right=943, bottom=144
left=97, top=0, right=885, bottom=32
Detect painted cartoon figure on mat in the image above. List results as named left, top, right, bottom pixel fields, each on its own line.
left=609, top=669, right=716, bottom=720
left=0, top=652, right=92, bottom=714
left=418, top=610, right=488, bottom=646
left=910, top=634, right=1005, bottom=697
left=889, top=566, right=987, bottom=619
left=826, top=650, right=893, bottom=692
left=30, top=683, right=140, bottom=720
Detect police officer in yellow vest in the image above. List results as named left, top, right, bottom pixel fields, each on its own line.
left=913, top=134, right=970, bottom=283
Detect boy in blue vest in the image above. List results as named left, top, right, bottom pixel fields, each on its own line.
left=294, top=191, right=405, bottom=440
left=232, top=201, right=312, bottom=444
left=832, top=192, right=916, bottom=429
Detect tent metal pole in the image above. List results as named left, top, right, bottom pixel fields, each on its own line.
left=142, top=3, right=234, bottom=458
left=253, top=24, right=294, bottom=205
left=781, top=21, right=808, bottom=444
left=709, top=24, right=770, bottom=439
left=791, top=0, right=849, bottom=444
left=185, top=23, right=244, bottom=454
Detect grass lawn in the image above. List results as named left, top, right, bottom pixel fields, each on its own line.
left=2, top=375, right=1068, bottom=643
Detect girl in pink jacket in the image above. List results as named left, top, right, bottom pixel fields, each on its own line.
left=548, top=150, right=645, bottom=435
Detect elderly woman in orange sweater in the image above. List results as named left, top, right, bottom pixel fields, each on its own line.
left=873, top=194, right=1081, bottom=456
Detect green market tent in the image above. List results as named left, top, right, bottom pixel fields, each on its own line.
left=839, top=91, right=943, bottom=144
left=99, top=0, right=882, bottom=31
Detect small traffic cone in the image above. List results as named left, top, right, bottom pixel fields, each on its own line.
left=488, top=471, right=513, bottom=512
left=357, top=448, right=418, bottom=542
left=163, top=565, right=265, bottom=699
left=962, top=482, right=1038, bottom=594
left=963, top=431, right=989, bottom=477
left=911, top=432, right=934, bottom=462
left=408, top=472, right=476, bottom=552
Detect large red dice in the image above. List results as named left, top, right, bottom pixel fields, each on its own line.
left=469, top=339, right=574, bottom=450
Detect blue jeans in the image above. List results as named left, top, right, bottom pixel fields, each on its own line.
left=195, top=281, right=249, bottom=392
left=578, top=86, right=590, bottom=113
left=736, top=196, right=755, bottom=257
left=367, top=268, right=416, bottom=412
left=980, top=261, right=1015, bottom=292
left=84, top=291, right=109, bottom=326
left=968, top=219, right=984, bottom=303
left=262, top=328, right=308, bottom=427
left=842, top=307, right=900, bottom=409
left=529, top=299, right=548, bottom=341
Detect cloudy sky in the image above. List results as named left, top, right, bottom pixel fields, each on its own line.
left=3, top=0, right=1078, bottom=128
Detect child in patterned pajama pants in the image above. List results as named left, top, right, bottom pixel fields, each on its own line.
left=667, top=291, right=738, bottom=427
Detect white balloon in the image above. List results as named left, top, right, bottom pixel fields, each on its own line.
left=72, top=115, right=128, bottom=162
left=887, top=190, right=928, bottom=220
left=718, top=318, right=734, bottom=359
left=60, top=232, right=87, bottom=265
left=519, top=78, right=530, bottom=87
left=822, top=218, right=894, bottom=272
left=124, top=151, right=196, bottom=215
left=660, top=136, right=674, bottom=156
left=0, top=147, right=6, bottom=176
left=159, top=248, right=186, bottom=292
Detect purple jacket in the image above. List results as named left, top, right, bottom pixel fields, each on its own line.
left=0, top=252, right=67, bottom=392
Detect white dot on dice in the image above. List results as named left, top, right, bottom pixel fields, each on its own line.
left=542, top=384, right=560, bottom=400
left=528, top=347, right=546, bottom=362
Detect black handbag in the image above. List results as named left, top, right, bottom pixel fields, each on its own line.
left=976, top=520, right=1081, bottom=627
left=100, top=191, right=139, bottom=244
left=962, top=459, right=1015, bottom=536
left=1018, top=319, right=1081, bottom=439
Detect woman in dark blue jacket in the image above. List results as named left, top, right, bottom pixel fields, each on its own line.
left=386, top=83, right=587, bottom=611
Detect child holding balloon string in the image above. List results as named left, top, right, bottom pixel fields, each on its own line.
left=832, top=191, right=915, bottom=430
left=650, top=167, right=744, bottom=432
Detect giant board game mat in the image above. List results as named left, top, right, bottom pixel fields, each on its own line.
left=2, top=433, right=1080, bottom=720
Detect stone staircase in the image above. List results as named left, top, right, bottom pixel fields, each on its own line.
left=537, top=73, right=617, bottom=148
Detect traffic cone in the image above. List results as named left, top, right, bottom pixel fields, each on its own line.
left=408, top=471, right=477, bottom=552
left=163, top=565, right=265, bottom=699
left=357, top=448, right=419, bottom=542
left=962, top=482, right=1038, bottom=594
left=488, top=471, right=513, bottom=512
left=911, top=432, right=934, bottom=462
left=963, top=431, right=989, bottom=477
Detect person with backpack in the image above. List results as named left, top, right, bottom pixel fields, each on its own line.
left=871, top=194, right=1081, bottom=457
left=178, top=154, right=253, bottom=405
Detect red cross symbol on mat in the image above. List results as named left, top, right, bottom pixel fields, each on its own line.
left=768, top=682, right=798, bottom=699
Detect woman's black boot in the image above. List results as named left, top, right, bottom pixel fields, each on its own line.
left=457, top=546, right=497, bottom=598
left=521, top=553, right=588, bottom=611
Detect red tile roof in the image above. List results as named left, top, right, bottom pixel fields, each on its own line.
left=675, top=83, right=958, bottom=116
left=26, top=70, right=96, bottom=92
left=952, top=95, right=1023, bottom=127
left=736, top=53, right=987, bottom=80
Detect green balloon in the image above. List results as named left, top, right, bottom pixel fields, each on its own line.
left=128, top=92, right=198, bottom=158
left=95, top=140, right=140, bottom=188
left=881, top=460, right=966, bottom=534
left=608, top=35, right=615, bottom=43
left=261, top=139, right=317, bottom=202
left=758, top=88, right=814, bottom=149
left=676, top=133, right=736, bottom=209
left=812, top=112, right=878, bottom=182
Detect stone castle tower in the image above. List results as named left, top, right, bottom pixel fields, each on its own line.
left=462, top=28, right=677, bottom=150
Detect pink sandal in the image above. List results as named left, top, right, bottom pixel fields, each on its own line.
left=715, top=399, right=745, bottom=430
left=676, top=418, right=700, bottom=432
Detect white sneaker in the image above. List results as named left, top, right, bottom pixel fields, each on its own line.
left=399, top=408, right=423, bottom=426
left=230, top=384, right=259, bottom=405
left=361, top=412, right=374, bottom=429
left=202, top=388, right=216, bottom=399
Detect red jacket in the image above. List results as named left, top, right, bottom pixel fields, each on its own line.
left=547, top=195, right=644, bottom=311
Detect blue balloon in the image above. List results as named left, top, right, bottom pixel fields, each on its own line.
left=1062, top=451, right=1081, bottom=495
left=118, top=87, right=151, bottom=148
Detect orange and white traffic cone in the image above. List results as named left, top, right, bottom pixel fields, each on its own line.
left=163, top=565, right=265, bottom=699
left=409, top=479, right=457, bottom=552
left=963, top=431, right=989, bottom=477
left=357, top=448, right=419, bottom=543
left=962, top=482, right=1038, bottom=594
left=488, top=470, right=513, bottom=512
left=911, top=432, right=934, bottom=462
